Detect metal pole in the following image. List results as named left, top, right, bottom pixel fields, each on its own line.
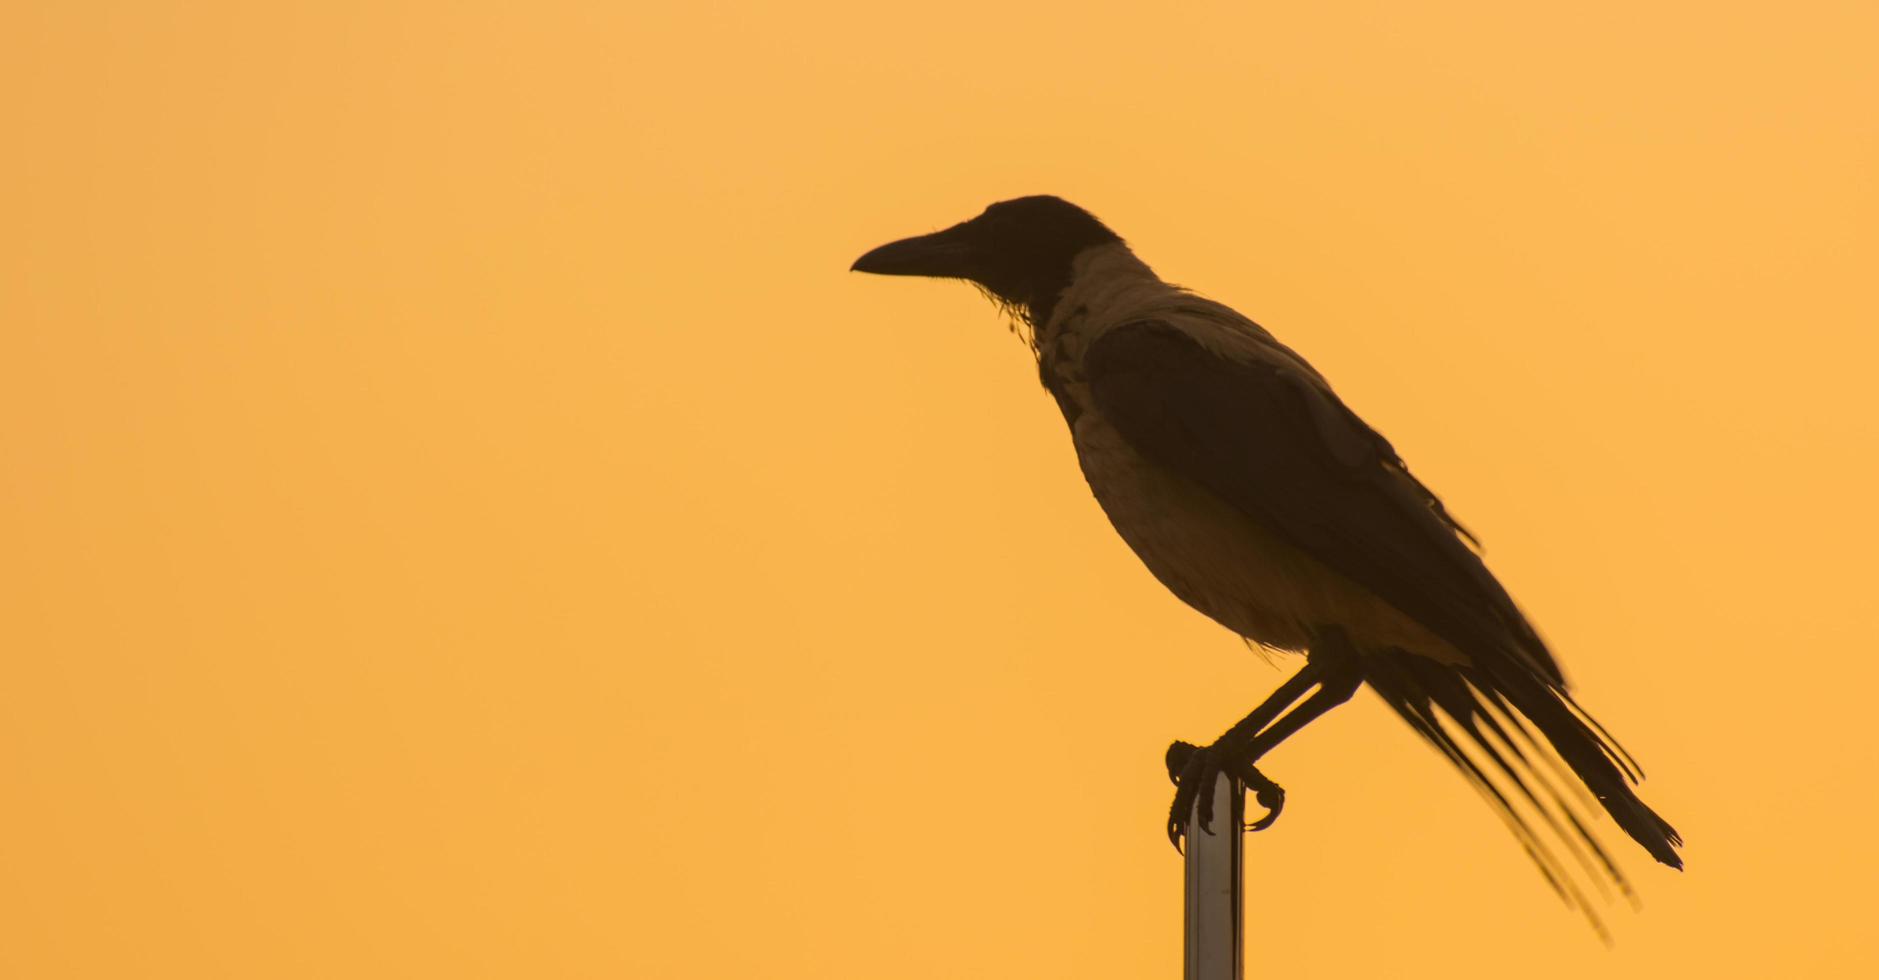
left=1184, top=772, right=1243, bottom=980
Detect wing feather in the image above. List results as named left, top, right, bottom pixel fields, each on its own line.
left=1082, top=320, right=1556, bottom=681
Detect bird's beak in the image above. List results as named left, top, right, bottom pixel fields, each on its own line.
left=850, top=225, right=976, bottom=279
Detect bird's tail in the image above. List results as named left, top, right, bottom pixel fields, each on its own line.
left=1364, top=650, right=1682, bottom=936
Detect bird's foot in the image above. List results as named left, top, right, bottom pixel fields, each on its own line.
left=1164, top=740, right=1286, bottom=852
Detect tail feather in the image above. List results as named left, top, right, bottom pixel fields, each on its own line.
left=1365, top=647, right=1682, bottom=932
left=1481, top=660, right=1683, bottom=868
left=1559, top=686, right=1646, bottom=782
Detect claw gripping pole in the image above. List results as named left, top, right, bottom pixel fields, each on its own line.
left=1184, top=771, right=1243, bottom=980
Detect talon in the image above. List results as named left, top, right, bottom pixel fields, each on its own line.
left=1244, top=784, right=1285, bottom=832
left=1165, top=741, right=1227, bottom=852
left=1165, top=744, right=1211, bottom=852
left=1165, top=741, right=1198, bottom=785
left=1239, top=763, right=1287, bottom=832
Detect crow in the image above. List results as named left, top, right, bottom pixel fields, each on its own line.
left=852, top=195, right=1681, bottom=929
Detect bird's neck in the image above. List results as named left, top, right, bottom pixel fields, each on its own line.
left=1007, top=243, right=1152, bottom=338
left=1033, top=244, right=1164, bottom=347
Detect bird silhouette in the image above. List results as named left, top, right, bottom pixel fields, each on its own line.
left=853, top=196, right=1681, bottom=932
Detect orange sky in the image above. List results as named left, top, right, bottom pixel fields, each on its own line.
left=4, top=2, right=1877, bottom=977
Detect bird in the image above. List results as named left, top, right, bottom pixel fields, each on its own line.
left=850, top=195, right=1682, bottom=928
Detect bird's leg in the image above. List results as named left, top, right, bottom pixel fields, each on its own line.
left=1165, top=663, right=1319, bottom=851
left=1165, top=635, right=1366, bottom=851
left=1231, top=653, right=1364, bottom=766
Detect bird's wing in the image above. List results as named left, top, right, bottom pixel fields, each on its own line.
left=1083, top=319, right=1560, bottom=683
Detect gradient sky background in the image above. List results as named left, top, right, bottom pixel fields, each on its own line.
left=5, top=2, right=1878, bottom=977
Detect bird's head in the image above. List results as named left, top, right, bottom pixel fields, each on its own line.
left=851, top=196, right=1122, bottom=328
